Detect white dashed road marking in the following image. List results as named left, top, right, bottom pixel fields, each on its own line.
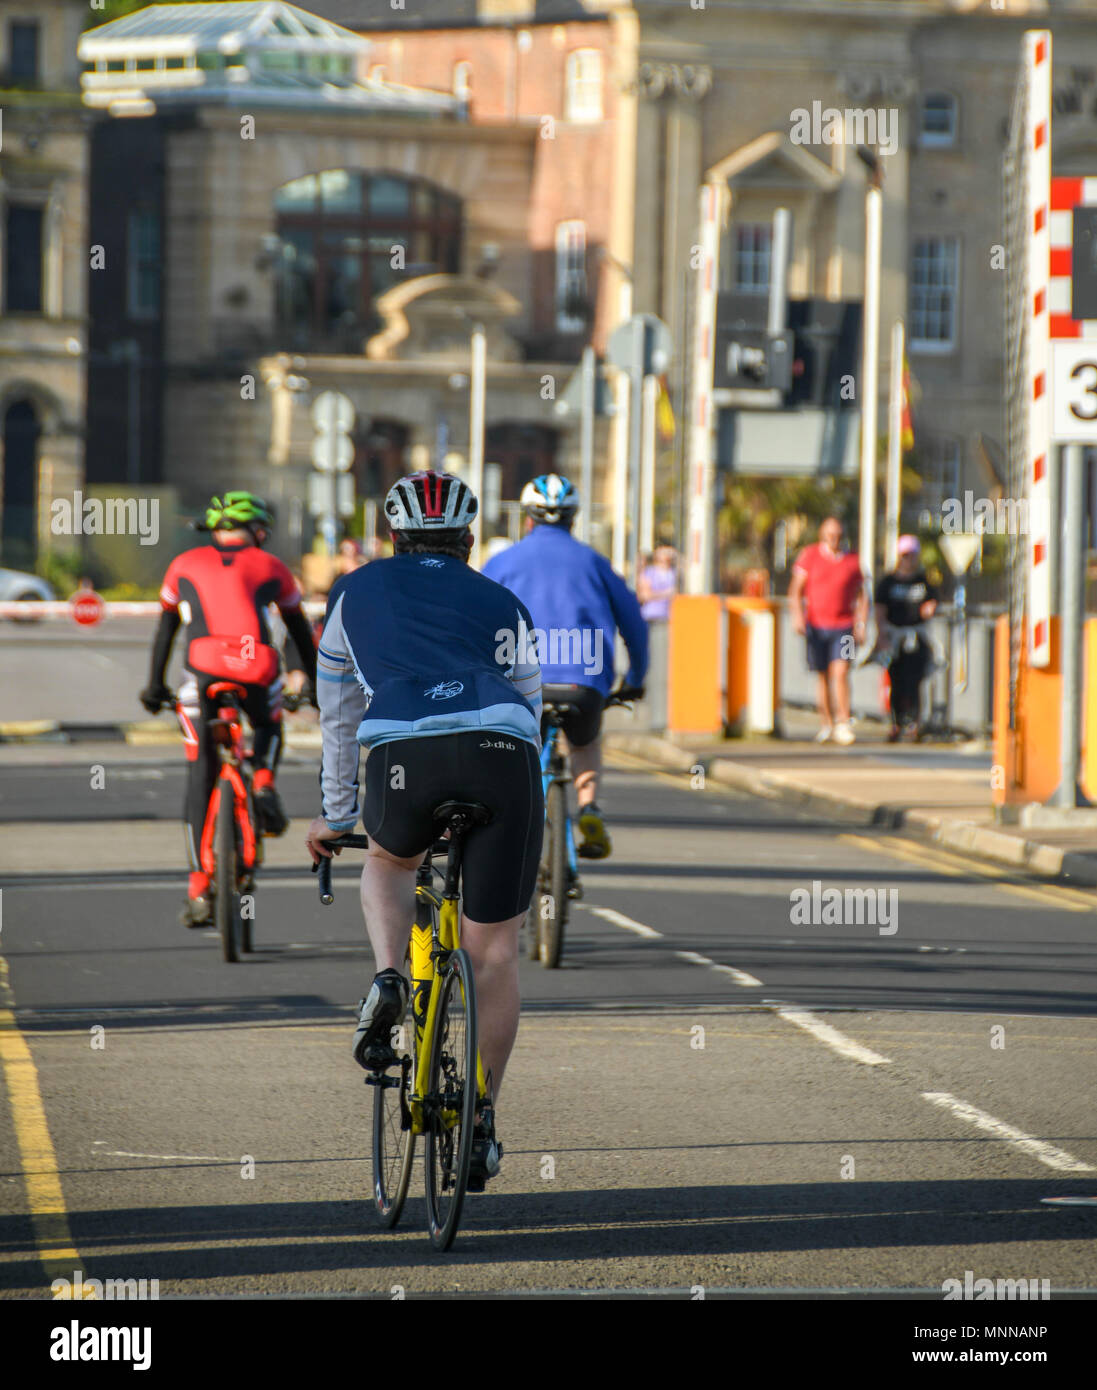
left=921, top=1092, right=1096, bottom=1173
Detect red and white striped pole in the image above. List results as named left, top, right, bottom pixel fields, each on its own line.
left=1026, top=29, right=1052, bottom=669
left=685, top=180, right=725, bottom=595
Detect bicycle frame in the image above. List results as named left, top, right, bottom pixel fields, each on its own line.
left=406, top=851, right=488, bottom=1136
left=196, top=685, right=260, bottom=882
left=540, top=719, right=578, bottom=883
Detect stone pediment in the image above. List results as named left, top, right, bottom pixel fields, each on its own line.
left=707, top=132, right=841, bottom=192
left=366, top=275, right=523, bottom=363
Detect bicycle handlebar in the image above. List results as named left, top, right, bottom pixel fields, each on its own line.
left=313, top=832, right=369, bottom=904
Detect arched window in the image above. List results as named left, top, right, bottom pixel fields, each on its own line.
left=565, top=49, right=602, bottom=123
left=453, top=61, right=472, bottom=105
left=273, top=170, right=462, bottom=350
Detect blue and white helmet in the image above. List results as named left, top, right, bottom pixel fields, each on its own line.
left=520, top=473, right=579, bottom=524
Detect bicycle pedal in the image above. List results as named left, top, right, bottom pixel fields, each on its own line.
left=361, top=1044, right=399, bottom=1073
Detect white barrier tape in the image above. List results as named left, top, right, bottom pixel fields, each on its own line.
left=0, top=600, right=327, bottom=621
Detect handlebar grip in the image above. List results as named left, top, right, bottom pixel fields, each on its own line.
left=317, top=854, right=334, bottom=905
left=312, top=832, right=369, bottom=905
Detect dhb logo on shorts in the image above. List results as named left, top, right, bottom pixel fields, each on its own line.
left=425, top=680, right=464, bottom=700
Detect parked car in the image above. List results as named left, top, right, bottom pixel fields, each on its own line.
left=0, top=567, right=55, bottom=620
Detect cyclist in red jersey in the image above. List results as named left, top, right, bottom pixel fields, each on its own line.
left=140, top=492, right=317, bottom=925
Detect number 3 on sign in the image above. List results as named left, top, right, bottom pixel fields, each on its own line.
left=1051, top=341, right=1097, bottom=440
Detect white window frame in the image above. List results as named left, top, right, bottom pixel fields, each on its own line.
left=555, top=220, right=587, bottom=333
left=453, top=60, right=472, bottom=104
left=733, top=223, right=772, bottom=296
left=565, top=49, right=602, bottom=124
left=909, top=235, right=960, bottom=353
left=920, top=92, right=958, bottom=149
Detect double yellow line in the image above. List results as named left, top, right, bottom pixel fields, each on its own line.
left=840, top=834, right=1096, bottom=913
left=0, top=955, right=94, bottom=1296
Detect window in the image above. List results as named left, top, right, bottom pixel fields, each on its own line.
left=565, top=49, right=602, bottom=123
left=368, top=65, right=386, bottom=84
left=5, top=205, right=43, bottom=313
left=920, top=93, right=957, bottom=148
left=923, top=438, right=961, bottom=515
left=734, top=224, right=772, bottom=295
left=8, top=21, right=39, bottom=86
left=127, top=210, right=160, bottom=320
left=164, top=57, right=185, bottom=71
left=274, top=170, right=462, bottom=350
left=197, top=53, right=222, bottom=71
left=910, top=236, right=959, bottom=349
left=555, top=221, right=587, bottom=332
left=135, top=58, right=155, bottom=72
left=453, top=61, right=472, bottom=104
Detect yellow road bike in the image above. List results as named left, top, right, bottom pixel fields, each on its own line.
left=316, top=801, right=492, bottom=1251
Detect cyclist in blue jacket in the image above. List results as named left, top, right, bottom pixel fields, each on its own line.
left=482, top=474, right=647, bottom=860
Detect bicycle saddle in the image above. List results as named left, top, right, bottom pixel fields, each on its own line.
left=432, top=800, right=493, bottom=832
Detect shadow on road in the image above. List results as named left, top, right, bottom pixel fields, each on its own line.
left=3, top=1179, right=1095, bottom=1290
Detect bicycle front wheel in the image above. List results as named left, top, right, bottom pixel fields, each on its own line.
left=424, top=948, right=478, bottom=1251
left=372, top=1047, right=415, bottom=1228
left=216, top=780, right=241, bottom=963
left=540, top=779, right=569, bottom=969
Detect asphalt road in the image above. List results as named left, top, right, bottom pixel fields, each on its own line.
left=1, top=748, right=1096, bottom=1297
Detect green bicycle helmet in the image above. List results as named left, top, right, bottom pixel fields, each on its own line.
left=203, top=491, right=274, bottom=532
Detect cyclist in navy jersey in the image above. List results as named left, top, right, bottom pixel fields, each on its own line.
left=305, top=471, right=543, bottom=1191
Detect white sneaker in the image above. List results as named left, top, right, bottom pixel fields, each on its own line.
left=815, top=725, right=833, bottom=743
left=833, top=721, right=856, bottom=745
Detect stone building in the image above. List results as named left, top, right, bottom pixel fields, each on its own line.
left=0, top=0, right=89, bottom=571
left=78, top=0, right=596, bottom=569
left=330, top=0, right=1097, bottom=565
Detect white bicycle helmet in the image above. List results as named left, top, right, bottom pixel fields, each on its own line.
left=384, top=471, right=478, bottom=532
left=520, top=473, right=579, bottom=524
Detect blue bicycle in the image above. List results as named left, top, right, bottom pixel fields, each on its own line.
left=526, top=687, right=637, bottom=968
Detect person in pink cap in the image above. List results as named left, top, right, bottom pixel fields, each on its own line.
left=874, top=535, right=938, bottom=741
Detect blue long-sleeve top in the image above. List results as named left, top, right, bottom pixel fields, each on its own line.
left=482, top=525, right=648, bottom=695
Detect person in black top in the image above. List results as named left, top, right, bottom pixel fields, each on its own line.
left=874, top=535, right=938, bottom=741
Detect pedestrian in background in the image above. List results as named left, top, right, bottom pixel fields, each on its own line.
left=874, top=534, right=938, bottom=742
left=788, top=516, right=867, bottom=745
left=637, top=545, right=678, bottom=623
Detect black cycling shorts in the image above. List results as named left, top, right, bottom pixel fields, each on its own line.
left=362, top=731, right=544, bottom=923
left=540, top=683, right=604, bottom=748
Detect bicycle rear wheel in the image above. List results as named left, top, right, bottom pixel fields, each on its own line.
left=371, top=1045, right=415, bottom=1228
left=539, top=779, right=569, bottom=969
left=216, top=780, right=241, bottom=963
left=424, top=948, right=478, bottom=1251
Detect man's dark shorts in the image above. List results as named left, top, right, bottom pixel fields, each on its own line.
left=362, top=731, right=543, bottom=923
left=806, top=625, right=854, bottom=673
left=540, top=683, right=604, bottom=748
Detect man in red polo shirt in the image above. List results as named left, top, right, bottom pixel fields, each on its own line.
left=788, top=515, right=867, bottom=745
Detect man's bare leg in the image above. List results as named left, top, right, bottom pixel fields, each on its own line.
left=569, top=736, right=601, bottom=809
left=358, top=840, right=419, bottom=971
left=830, top=659, right=852, bottom=723
left=461, top=915, right=523, bottom=1101
left=815, top=672, right=834, bottom=728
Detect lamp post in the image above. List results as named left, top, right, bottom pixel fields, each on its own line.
left=856, top=146, right=884, bottom=586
